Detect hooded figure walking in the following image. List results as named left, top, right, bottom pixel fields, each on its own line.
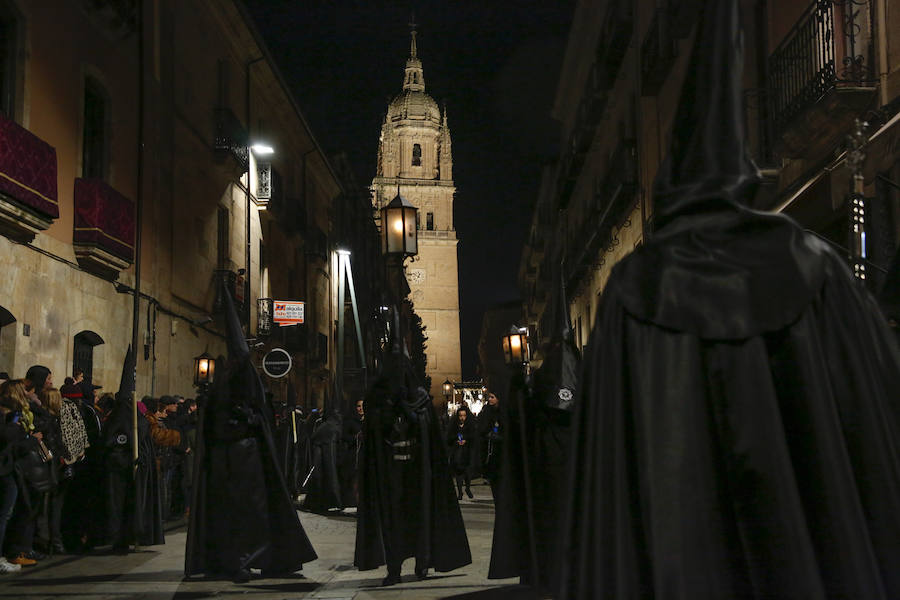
left=184, top=288, right=316, bottom=583
left=559, top=1, right=900, bottom=598
left=354, top=348, right=471, bottom=586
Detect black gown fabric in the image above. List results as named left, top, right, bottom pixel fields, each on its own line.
left=185, top=292, right=316, bottom=578
left=339, top=415, right=363, bottom=508
left=302, top=412, right=344, bottom=512
left=354, top=370, right=472, bottom=573
left=558, top=1, right=900, bottom=598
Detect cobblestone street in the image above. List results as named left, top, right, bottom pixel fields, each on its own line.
left=0, top=481, right=533, bottom=600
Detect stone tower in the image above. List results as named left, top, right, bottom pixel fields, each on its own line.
left=372, top=25, right=461, bottom=397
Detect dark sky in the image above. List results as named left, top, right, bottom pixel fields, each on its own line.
left=245, top=0, right=575, bottom=378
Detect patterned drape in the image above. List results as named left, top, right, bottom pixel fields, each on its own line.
left=0, top=113, right=59, bottom=219
left=73, top=178, right=134, bottom=262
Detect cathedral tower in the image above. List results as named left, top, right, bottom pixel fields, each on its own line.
left=372, top=25, right=461, bottom=397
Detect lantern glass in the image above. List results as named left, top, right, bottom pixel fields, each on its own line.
left=442, top=379, right=453, bottom=397
left=193, top=352, right=215, bottom=387
left=501, top=327, right=529, bottom=366
left=381, top=192, right=418, bottom=257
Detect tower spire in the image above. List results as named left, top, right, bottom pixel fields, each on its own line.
left=409, top=14, right=418, bottom=58
left=402, top=16, right=425, bottom=92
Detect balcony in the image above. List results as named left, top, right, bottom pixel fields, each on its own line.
left=213, top=107, right=249, bottom=169
left=768, top=0, right=876, bottom=157
left=213, top=269, right=245, bottom=315
left=73, top=178, right=134, bottom=279
left=256, top=162, right=282, bottom=209
left=641, top=8, right=678, bottom=96
left=0, top=115, right=58, bottom=242
left=565, top=139, right=638, bottom=290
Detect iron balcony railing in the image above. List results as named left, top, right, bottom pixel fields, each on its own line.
left=768, top=0, right=875, bottom=137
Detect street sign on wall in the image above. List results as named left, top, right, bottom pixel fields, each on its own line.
left=273, top=300, right=305, bottom=325
left=262, top=348, right=292, bottom=378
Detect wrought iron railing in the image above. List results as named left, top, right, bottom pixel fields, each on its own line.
left=768, top=0, right=874, bottom=137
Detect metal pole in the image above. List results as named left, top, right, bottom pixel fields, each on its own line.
left=513, top=367, right=541, bottom=588
left=344, top=253, right=367, bottom=367
left=245, top=56, right=263, bottom=334
left=130, top=0, right=146, bottom=552
left=335, top=252, right=347, bottom=415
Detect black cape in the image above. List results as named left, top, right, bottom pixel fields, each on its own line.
left=301, top=411, right=344, bottom=512
left=185, top=289, right=315, bottom=577
left=184, top=357, right=317, bottom=577
left=354, top=371, right=472, bottom=572
left=558, top=0, right=900, bottom=597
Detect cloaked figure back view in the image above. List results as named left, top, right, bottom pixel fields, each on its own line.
left=559, top=0, right=900, bottom=598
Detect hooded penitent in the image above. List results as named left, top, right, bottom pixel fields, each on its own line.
left=103, top=345, right=163, bottom=548
left=558, top=0, right=900, bottom=598
left=489, top=262, right=580, bottom=593
left=185, top=287, right=316, bottom=579
left=354, top=349, right=471, bottom=577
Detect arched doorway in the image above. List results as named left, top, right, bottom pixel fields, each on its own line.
left=0, top=305, right=15, bottom=375
left=73, top=330, right=104, bottom=384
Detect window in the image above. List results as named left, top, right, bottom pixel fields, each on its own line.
left=412, top=143, right=422, bottom=166
left=426, top=211, right=434, bottom=231
left=73, top=330, right=104, bottom=386
left=0, top=2, right=19, bottom=118
left=82, top=77, right=108, bottom=179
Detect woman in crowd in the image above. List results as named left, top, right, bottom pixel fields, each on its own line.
left=447, top=405, right=475, bottom=500
left=1, top=379, right=44, bottom=566
left=0, top=381, right=28, bottom=573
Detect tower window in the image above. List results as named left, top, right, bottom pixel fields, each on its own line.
left=426, top=212, right=434, bottom=231
left=82, top=77, right=108, bottom=179
left=412, top=143, right=422, bottom=166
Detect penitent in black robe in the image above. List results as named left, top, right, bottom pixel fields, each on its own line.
left=354, top=373, right=471, bottom=574
left=185, top=288, right=315, bottom=579
left=558, top=1, right=900, bottom=598
left=185, top=358, right=317, bottom=578
left=302, top=412, right=344, bottom=513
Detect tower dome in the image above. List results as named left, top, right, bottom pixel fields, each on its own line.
left=386, top=25, right=441, bottom=124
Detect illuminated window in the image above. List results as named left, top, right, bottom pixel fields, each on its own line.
left=412, top=143, right=422, bottom=166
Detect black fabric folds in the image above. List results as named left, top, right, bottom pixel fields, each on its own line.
left=558, top=0, right=900, bottom=597
left=354, top=362, right=471, bottom=574
left=560, top=250, right=900, bottom=599
left=185, top=291, right=316, bottom=578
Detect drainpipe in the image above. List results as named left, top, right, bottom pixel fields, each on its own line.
left=875, top=0, right=889, bottom=106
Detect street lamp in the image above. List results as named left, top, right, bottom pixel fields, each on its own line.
left=193, top=351, right=216, bottom=389
left=501, top=325, right=529, bottom=366
left=380, top=189, right=418, bottom=257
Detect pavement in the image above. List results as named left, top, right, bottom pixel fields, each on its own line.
left=0, top=480, right=538, bottom=599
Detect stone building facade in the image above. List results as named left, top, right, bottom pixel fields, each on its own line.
left=371, top=28, right=461, bottom=398
left=0, top=0, right=343, bottom=407
left=520, top=0, right=900, bottom=360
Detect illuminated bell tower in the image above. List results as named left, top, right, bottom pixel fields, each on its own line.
left=372, top=23, right=461, bottom=397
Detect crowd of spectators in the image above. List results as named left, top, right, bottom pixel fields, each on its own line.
left=0, top=365, right=197, bottom=573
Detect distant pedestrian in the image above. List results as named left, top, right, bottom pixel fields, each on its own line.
left=447, top=406, right=475, bottom=500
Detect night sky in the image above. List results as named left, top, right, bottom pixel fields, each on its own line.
left=245, top=1, right=575, bottom=378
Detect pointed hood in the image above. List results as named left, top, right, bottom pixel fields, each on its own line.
left=534, top=262, right=580, bottom=412
left=222, top=283, right=249, bottom=361
left=651, top=0, right=760, bottom=232
left=115, top=345, right=135, bottom=402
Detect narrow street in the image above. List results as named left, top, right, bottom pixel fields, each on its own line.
left=0, top=481, right=530, bottom=600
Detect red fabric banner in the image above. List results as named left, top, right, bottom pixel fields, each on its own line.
left=0, top=113, right=59, bottom=219
left=73, top=178, right=134, bottom=262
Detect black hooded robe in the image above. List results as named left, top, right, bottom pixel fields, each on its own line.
left=558, top=1, right=900, bottom=597
left=184, top=358, right=317, bottom=578
left=301, top=411, right=344, bottom=513
left=354, top=374, right=472, bottom=575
